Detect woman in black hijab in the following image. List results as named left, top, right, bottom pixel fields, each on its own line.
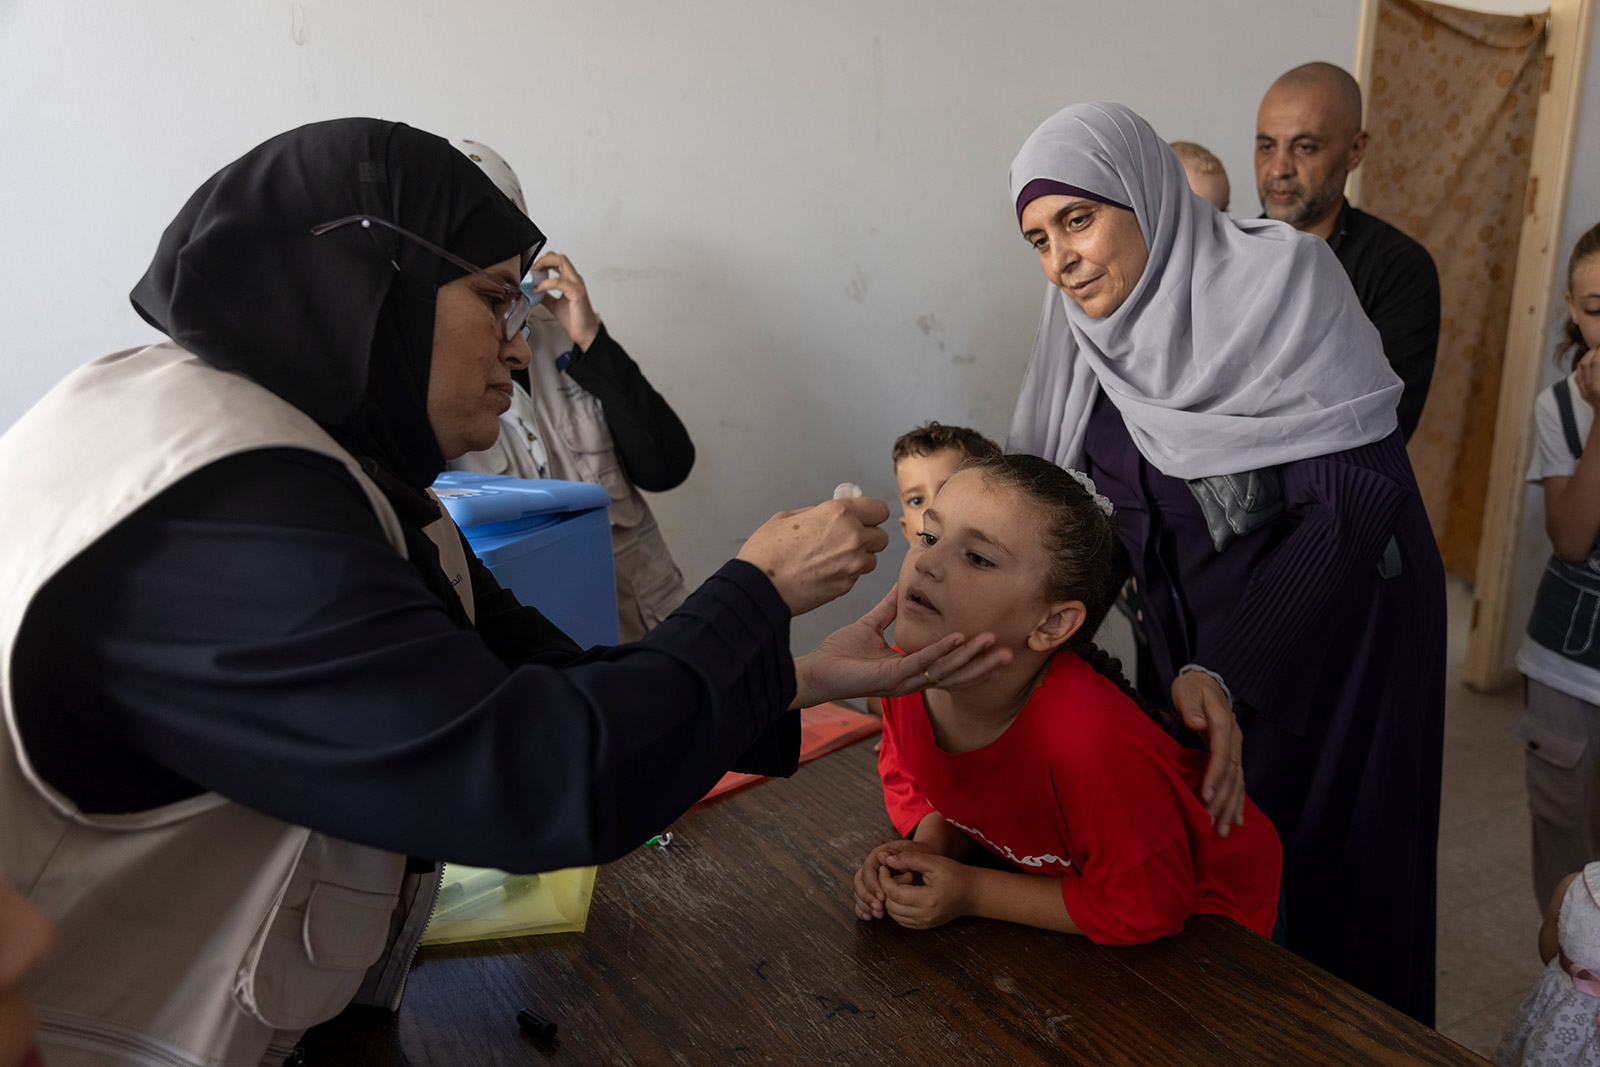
left=1, top=120, right=1004, bottom=1061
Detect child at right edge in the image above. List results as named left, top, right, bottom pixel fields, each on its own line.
left=853, top=453, right=1281, bottom=944
left=1513, top=222, right=1600, bottom=913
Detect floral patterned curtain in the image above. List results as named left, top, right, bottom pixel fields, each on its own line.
left=1363, top=0, right=1547, bottom=577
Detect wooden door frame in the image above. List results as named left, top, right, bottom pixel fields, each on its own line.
left=1351, top=0, right=1594, bottom=690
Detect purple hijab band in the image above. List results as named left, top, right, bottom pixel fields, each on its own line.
left=1014, top=178, right=1131, bottom=227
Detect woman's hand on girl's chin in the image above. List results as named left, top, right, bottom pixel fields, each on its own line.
left=791, top=585, right=1013, bottom=708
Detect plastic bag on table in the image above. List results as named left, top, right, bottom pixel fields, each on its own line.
left=420, top=864, right=597, bottom=945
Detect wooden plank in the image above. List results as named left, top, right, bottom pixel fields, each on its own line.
left=300, top=741, right=1489, bottom=1066
left=1466, top=0, right=1596, bottom=691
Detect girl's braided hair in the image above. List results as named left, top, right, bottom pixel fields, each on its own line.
left=959, top=452, right=1191, bottom=741
left=1558, top=222, right=1600, bottom=370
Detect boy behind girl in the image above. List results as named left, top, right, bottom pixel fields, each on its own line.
left=869, top=422, right=1001, bottom=722
left=892, top=422, right=1001, bottom=544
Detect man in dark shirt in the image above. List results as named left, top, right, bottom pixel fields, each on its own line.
left=1256, top=62, right=1440, bottom=440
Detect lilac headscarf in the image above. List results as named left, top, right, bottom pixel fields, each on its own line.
left=1005, top=102, right=1400, bottom=479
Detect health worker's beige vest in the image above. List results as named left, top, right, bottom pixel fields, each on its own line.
left=449, top=306, right=688, bottom=641
left=0, top=343, right=465, bottom=1067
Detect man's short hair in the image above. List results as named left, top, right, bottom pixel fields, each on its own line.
left=1268, top=62, right=1364, bottom=132
left=892, top=422, right=1000, bottom=465
left=1170, top=141, right=1225, bottom=175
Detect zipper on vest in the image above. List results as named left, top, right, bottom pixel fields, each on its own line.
left=266, top=1032, right=304, bottom=1066
left=38, top=1009, right=218, bottom=1067
left=388, top=863, right=445, bottom=1011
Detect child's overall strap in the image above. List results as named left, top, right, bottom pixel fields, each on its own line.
left=1553, top=377, right=1585, bottom=460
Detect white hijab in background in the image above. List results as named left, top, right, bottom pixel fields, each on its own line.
left=1005, top=102, right=1401, bottom=480
left=456, top=138, right=530, bottom=214
left=448, top=138, right=692, bottom=642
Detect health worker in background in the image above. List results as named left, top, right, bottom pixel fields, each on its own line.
left=449, top=139, right=691, bottom=641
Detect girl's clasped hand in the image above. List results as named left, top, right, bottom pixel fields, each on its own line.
left=854, top=840, right=971, bottom=930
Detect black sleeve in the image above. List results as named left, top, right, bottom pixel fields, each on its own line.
left=563, top=324, right=696, bottom=491
left=464, top=530, right=798, bottom=776
left=13, top=453, right=797, bottom=873
left=1367, top=244, right=1440, bottom=441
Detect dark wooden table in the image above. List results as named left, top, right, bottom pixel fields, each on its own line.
left=301, top=739, right=1490, bottom=1066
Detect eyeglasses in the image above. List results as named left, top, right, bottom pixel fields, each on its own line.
left=311, top=214, right=544, bottom=341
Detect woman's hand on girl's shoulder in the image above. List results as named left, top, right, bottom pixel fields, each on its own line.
left=1170, top=671, right=1247, bottom=835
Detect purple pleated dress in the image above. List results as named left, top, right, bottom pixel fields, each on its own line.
left=1083, top=392, right=1447, bottom=1025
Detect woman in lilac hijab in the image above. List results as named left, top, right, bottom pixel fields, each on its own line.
left=1007, top=102, right=1446, bottom=1025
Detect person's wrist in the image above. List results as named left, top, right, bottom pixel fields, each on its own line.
left=962, top=865, right=996, bottom=920
left=734, top=547, right=789, bottom=608
left=789, top=651, right=816, bottom=710
left=570, top=318, right=601, bottom=351
left=1178, top=663, right=1233, bottom=707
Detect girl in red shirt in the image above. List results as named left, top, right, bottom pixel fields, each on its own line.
left=853, top=454, right=1281, bottom=943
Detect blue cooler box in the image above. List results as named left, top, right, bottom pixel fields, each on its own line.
left=431, top=472, right=620, bottom=648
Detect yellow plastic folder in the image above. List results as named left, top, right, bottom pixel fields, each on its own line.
left=420, top=864, right=597, bottom=946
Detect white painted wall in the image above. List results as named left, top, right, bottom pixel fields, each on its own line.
left=0, top=0, right=1360, bottom=651
left=1503, top=9, right=1600, bottom=673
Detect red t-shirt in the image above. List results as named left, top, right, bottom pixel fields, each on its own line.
left=879, top=652, right=1281, bottom=944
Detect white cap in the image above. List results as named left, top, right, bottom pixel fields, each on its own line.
left=453, top=138, right=528, bottom=216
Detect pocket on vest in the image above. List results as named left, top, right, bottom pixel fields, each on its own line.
left=1564, top=589, right=1600, bottom=655
left=236, top=881, right=397, bottom=1029
left=550, top=401, right=616, bottom=457
left=618, top=538, right=685, bottom=631
left=548, top=410, right=642, bottom=530
left=595, top=466, right=645, bottom=530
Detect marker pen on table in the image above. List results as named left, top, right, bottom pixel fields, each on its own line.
left=517, top=1007, right=558, bottom=1042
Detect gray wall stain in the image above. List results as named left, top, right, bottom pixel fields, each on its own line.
left=845, top=265, right=869, bottom=302
left=593, top=266, right=659, bottom=283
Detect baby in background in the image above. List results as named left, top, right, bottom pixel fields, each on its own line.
left=854, top=454, right=1281, bottom=943
left=1495, top=861, right=1600, bottom=1065
left=1171, top=140, right=1230, bottom=213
